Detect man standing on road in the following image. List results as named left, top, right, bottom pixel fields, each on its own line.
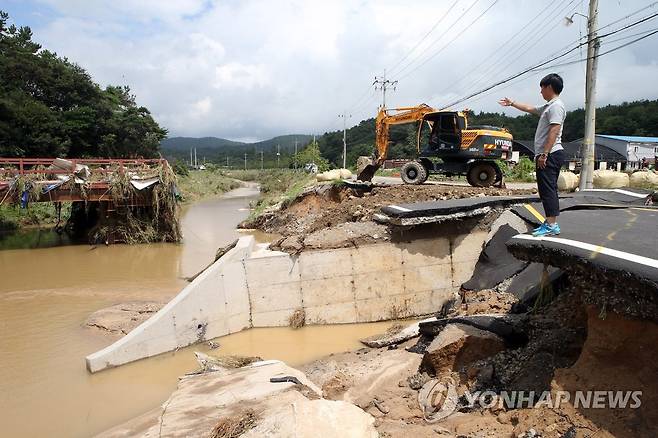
left=498, top=73, right=566, bottom=237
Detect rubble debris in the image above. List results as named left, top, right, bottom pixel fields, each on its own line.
left=209, top=408, right=258, bottom=438
left=458, top=289, right=519, bottom=315
left=420, top=323, right=506, bottom=375
left=190, top=352, right=263, bottom=375
left=360, top=317, right=436, bottom=348
left=288, top=308, right=306, bottom=329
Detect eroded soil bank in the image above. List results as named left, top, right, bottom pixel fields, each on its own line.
left=241, top=183, right=534, bottom=253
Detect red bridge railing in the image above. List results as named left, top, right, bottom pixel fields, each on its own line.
left=0, top=157, right=168, bottom=176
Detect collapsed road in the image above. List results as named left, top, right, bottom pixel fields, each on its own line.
left=92, top=182, right=657, bottom=437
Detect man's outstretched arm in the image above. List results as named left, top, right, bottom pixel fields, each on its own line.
left=498, top=97, right=538, bottom=115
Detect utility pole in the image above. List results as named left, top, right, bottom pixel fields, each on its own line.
left=277, top=144, right=280, bottom=168
left=579, top=0, right=599, bottom=190
left=226, top=155, right=229, bottom=168
left=260, top=150, right=264, bottom=170
left=190, top=148, right=193, bottom=167
left=244, top=153, right=247, bottom=170
left=294, top=139, right=299, bottom=170
left=194, top=148, right=197, bottom=169
left=339, top=113, right=352, bottom=169
left=373, top=69, right=397, bottom=109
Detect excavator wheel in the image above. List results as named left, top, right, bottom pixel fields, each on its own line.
left=467, top=162, right=497, bottom=187
left=401, top=161, right=428, bottom=185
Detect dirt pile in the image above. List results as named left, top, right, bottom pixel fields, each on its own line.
left=242, top=183, right=534, bottom=252
left=84, top=301, right=163, bottom=337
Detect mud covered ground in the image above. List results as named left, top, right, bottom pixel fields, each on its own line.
left=300, top=282, right=657, bottom=438
left=241, top=183, right=535, bottom=252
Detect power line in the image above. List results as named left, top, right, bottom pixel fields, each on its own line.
left=387, top=0, right=460, bottom=74
left=595, top=1, right=658, bottom=33
left=390, top=0, right=482, bottom=78
left=440, top=0, right=557, bottom=95
left=397, top=0, right=500, bottom=81
left=439, top=12, right=658, bottom=110
left=456, top=0, right=579, bottom=100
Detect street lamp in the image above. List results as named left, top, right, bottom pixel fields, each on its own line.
left=564, top=12, right=588, bottom=26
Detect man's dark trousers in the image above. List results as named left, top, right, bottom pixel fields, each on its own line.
left=536, top=150, right=565, bottom=218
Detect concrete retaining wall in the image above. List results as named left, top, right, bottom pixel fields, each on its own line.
left=86, top=230, right=487, bottom=372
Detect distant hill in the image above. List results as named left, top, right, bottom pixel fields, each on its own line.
left=160, top=137, right=245, bottom=151
left=160, top=134, right=313, bottom=168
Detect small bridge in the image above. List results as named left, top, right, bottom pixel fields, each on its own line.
left=0, top=157, right=169, bottom=205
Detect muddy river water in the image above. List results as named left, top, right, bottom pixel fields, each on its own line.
left=0, top=184, right=397, bottom=437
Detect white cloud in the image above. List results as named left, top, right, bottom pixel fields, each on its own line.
left=15, top=0, right=658, bottom=139
left=214, top=63, right=268, bottom=90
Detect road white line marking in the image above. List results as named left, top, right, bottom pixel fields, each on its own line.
left=512, top=234, right=658, bottom=269
left=583, top=189, right=648, bottom=199
left=388, top=205, right=412, bottom=212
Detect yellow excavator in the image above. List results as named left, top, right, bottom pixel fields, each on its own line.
left=357, top=104, right=514, bottom=186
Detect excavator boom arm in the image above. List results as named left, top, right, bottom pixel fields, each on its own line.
left=373, top=104, right=435, bottom=165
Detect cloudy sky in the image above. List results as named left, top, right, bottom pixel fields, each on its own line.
left=5, top=0, right=658, bottom=141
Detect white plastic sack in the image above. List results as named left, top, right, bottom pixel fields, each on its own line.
left=339, top=168, right=353, bottom=179
left=629, top=170, right=658, bottom=188
left=316, top=169, right=340, bottom=182
left=316, top=168, right=351, bottom=182
left=592, top=170, right=630, bottom=189
left=557, top=171, right=579, bottom=192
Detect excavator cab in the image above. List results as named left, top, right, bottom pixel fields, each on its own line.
left=421, top=112, right=463, bottom=154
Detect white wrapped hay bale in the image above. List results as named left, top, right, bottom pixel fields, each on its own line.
left=592, top=170, right=630, bottom=188
left=558, top=171, right=579, bottom=192
left=629, top=170, right=658, bottom=188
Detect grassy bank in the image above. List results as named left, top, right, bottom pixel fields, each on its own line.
left=175, top=170, right=242, bottom=204
left=224, top=169, right=315, bottom=219
left=0, top=202, right=71, bottom=232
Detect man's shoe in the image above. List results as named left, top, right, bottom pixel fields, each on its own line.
left=533, top=221, right=548, bottom=232
left=533, top=223, right=560, bottom=237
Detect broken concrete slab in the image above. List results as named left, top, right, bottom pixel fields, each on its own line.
left=506, top=263, right=563, bottom=306
left=420, top=323, right=505, bottom=374
left=419, top=314, right=528, bottom=347
left=241, top=398, right=378, bottom=438
left=360, top=317, right=437, bottom=348
left=380, top=195, right=540, bottom=219
left=462, top=224, right=529, bottom=291
left=98, top=360, right=330, bottom=437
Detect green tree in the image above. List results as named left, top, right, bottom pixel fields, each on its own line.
left=0, top=11, right=167, bottom=158
left=293, top=141, right=329, bottom=171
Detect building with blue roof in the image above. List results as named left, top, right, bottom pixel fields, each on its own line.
left=595, top=135, right=658, bottom=170
left=513, top=134, right=657, bottom=171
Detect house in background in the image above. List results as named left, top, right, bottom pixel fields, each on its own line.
left=594, top=135, right=658, bottom=170
left=512, top=139, right=627, bottom=171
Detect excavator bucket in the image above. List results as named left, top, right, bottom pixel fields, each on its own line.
left=356, top=163, right=379, bottom=182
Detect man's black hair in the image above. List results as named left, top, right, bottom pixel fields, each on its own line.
left=540, top=73, right=563, bottom=94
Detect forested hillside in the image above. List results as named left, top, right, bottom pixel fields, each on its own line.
left=160, top=135, right=313, bottom=168
left=0, top=11, right=166, bottom=158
